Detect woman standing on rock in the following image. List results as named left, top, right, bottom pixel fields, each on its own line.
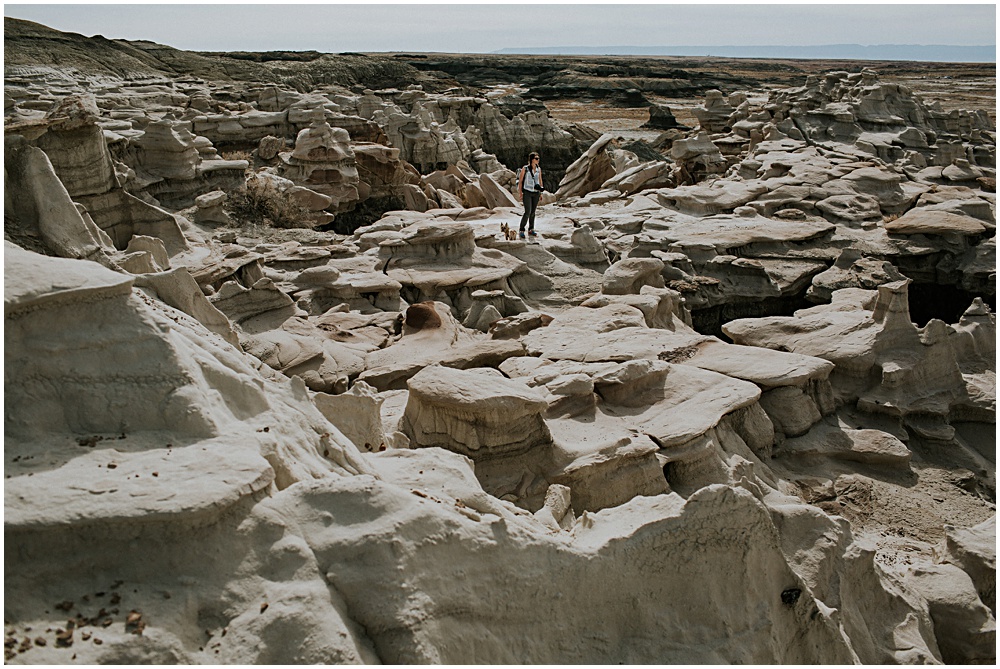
left=517, top=152, right=543, bottom=239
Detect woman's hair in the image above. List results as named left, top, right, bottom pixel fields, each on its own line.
left=528, top=151, right=540, bottom=163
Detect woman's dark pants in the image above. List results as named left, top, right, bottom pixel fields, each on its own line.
left=519, top=191, right=540, bottom=232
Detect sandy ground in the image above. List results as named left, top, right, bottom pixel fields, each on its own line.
left=546, top=60, right=995, bottom=138
left=545, top=101, right=665, bottom=141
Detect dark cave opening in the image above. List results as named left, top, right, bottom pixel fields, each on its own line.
left=321, top=195, right=407, bottom=235
left=906, top=283, right=995, bottom=328
left=689, top=283, right=996, bottom=341
left=691, top=294, right=814, bottom=341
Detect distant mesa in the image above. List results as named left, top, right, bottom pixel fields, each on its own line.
left=494, top=44, right=997, bottom=63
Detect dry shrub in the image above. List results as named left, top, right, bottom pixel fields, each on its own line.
left=225, top=173, right=312, bottom=228
left=221, top=149, right=253, bottom=162
left=883, top=212, right=901, bottom=223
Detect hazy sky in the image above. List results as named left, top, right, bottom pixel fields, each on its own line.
left=4, top=2, right=996, bottom=53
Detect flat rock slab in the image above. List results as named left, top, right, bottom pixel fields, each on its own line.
left=653, top=180, right=771, bottom=215
left=723, top=308, right=880, bottom=377
left=387, top=266, right=513, bottom=291
left=406, top=365, right=546, bottom=413
left=5, top=242, right=133, bottom=313
left=754, top=258, right=830, bottom=293
left=533, top=328, right=711, bottom=363
left=601, top=363, right=761, bottom=449
left=682, top=339, right=835, bottom=389
left=644, top=214, right=835, bottom=249
left=262, top=245, right=332, bottom=268
left=339, top=271, right=403, bottom=292
left=5, top=435, right=274, bottom=529
left=523, top=303, right=711, bottom=362
left=359, top=339, right=526, bottom=391
left=885, top=209, right=987, bottom=236
left=779, top=422, right=911, bottom=468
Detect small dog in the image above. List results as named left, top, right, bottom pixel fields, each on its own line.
left=500, top=222, right=518, bottom=240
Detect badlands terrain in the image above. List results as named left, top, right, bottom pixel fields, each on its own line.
left=4, top=17, right=997, bottom=664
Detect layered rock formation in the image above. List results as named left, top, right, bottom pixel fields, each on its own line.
left=3, top=22, right=996, bottom=665
left=277, top=118, right=361, bottom=214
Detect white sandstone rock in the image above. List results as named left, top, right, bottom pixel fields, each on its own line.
left=902, top=563, right=996, bottom=664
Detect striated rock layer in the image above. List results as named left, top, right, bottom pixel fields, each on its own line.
left=3, top=23, right=997, bottom=666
